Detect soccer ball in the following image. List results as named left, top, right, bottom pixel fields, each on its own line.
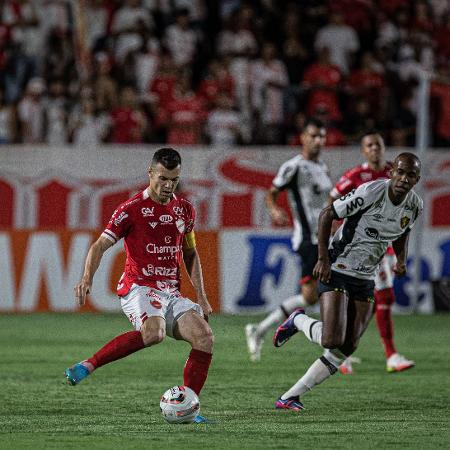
left=160, top=385, right=200, bottom=424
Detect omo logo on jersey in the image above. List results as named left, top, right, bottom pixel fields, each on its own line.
left=346, top=197, right=364, bottom=214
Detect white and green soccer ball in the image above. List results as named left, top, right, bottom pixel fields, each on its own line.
left=160, top=386, right=200, bottom=424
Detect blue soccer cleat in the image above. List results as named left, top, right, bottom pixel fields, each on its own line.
left=65, top=362, right=91, bottom=386
left=275, top=396, right=305, bottom=411
left=193, top=414, right=215, bottom=424
left=273, top=308, right=305, bottom=347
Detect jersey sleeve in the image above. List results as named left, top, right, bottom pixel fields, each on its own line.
left=330, top=170, right=356, bottom=198
left=332, top=181, right=383, bottom=219
left=102, top=204, right=132, bottom=244
left=272, top=158, right=297, bottom=190
left=406, top=197, right=424, bottom=231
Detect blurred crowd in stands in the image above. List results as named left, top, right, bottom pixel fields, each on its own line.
left=0, top=0, right=449, bottom=148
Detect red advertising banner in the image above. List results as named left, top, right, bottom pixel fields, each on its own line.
left=0, top=230, right=219, bottom=313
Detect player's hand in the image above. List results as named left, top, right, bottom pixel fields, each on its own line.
left=198, top=297, right=213, bottom=322
left=313, top=258, right=331, bottom=283
left=74, top=277, right=92, bottom=306
left=270, top=207, right=289, bottom=226
left=393, top=262, right=407, bottom=277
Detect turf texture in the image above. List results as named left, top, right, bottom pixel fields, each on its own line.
left=0, top=313, right=449, bottom=449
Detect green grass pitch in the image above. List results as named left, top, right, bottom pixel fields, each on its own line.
left=1, top=313, right=449, bottom=449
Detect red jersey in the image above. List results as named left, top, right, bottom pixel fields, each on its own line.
left=110, top=107, right=144, bottom=144
left=102, top=190, right=195, bottom=297
left=165, top=94, right=208, bottom=145
left=198, top=75, right=235, bottom=107
left=331, top=162, right=392, bottom=198
left=149, top=75, right=176, bottom=105
left=302, top=63, right=342, bottom=88
left=431, top=82, right=450, bottom=140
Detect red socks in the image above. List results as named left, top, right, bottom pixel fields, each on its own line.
left=374, top=288, right=397, bottom=358
left=87, top=331, right=145, bottom=369
left=84, top=332, right=212, bottom=394
left=183, top=349, right=213, bottom=395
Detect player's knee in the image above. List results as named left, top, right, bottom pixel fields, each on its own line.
left=192, top=326, right=214, bottom=352
left=302, top=283, right=318, bottom=305
left=321, top=332, right=345, bottom=349
left=304, top=293, right=318, bottom=305
left=141, top=328, right=165, bottom=346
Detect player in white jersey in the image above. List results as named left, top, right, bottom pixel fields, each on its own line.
left=245, top=118, right=332, bottom=361
left=65, top=148, right=213, bottom=423
left=330, top=132, right=414, bottom=373
left=273, top=153, right=422, bottom=411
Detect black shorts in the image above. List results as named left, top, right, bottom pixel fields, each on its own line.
left=318, top=270, right=375, bottom=303
left=297, top=242, right=318, bottom=285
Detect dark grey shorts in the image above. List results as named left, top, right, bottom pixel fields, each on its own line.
left=318, top=271, right=375, bottom=303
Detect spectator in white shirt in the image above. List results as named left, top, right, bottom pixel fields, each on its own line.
left=45, top=80, right=68, bottom=145
left=163, top=8, right=198, bottom=68
left=205, top=93, right=241, bottom=146
left=217, top=9, right=258, bottom=142
left=85, top=0, right=109, bottom=51
left=111, top=0, right=154, bottom=62
left=251, top=42, right=289, bottom=144
left=69, top=98, right=110, bottom=147
left=315, top=11, right=359, bottom=74
left=135, top=36, right=161, bottom=95
left=17, top=77, right=46, bottom=144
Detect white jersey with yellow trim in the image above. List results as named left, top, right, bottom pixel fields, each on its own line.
left=330, top=179, right=423, bottom=280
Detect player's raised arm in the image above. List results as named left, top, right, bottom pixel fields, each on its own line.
left=182, top=231, right=212, bottom=318
left=74, top=235, right=114, bottom=306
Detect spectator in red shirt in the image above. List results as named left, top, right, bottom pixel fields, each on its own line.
left=412, top=0, right=434, bottom=33
left=160, top=70, right=208, bottom=145
left=198, top=59, right=235, bottom=110
left=346, top=51, right=386, bottom=115
left=434, top=12, right=450, bottom=60
left=149, top=52, right=177, bottom=108
left=110, top=85, right=147, bottom=144
left=430, top=61, right=450, bottom=146
left=302, top=47, right=343, bottom=122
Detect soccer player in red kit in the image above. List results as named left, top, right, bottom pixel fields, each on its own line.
left=329, top=132, right=415, bottom=374
left=65, top=148, right=213, bottom=422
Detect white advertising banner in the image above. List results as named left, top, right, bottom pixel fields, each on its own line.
left=220, top=229, right=450, bottom=314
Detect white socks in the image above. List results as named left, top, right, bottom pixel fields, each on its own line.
left=294, top=314, right=323, bottom=346
left=281, top=349, right=346, bottom=400
left=256, top=294, right=306, bottom=337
